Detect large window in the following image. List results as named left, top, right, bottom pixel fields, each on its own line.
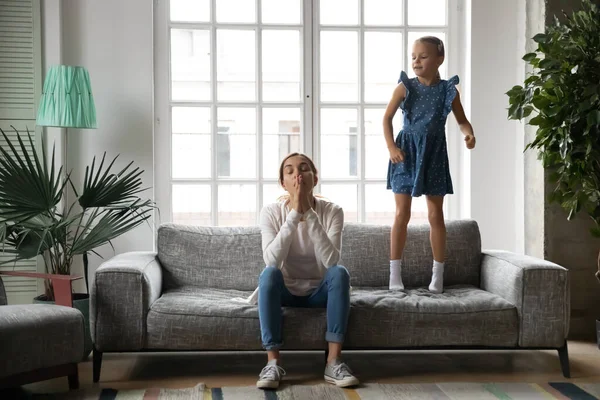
left=155, top=0, right=463, bottom=226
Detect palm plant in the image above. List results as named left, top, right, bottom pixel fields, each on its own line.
left=0, top=127, right=154, bottom=299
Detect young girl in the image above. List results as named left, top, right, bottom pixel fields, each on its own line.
left=251, top=153, right=359, bottom=390
left=383, top=36, right=476, bottom=294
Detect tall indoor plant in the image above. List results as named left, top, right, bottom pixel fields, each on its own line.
left=0, top=127, right=154, bottom=354
left=506, top=0, right=600, bottom=276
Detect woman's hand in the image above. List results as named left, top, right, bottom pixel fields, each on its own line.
left=389, top=146, right=405, bottom=164
left=297, top=175, right=312, bottom=212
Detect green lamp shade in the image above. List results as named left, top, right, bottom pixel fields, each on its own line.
left=36, top=65, right=97, bottom=129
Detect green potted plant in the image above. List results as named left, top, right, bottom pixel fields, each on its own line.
left=506, top=0, right=600, bottom=343
left=0, top=127, right=155, bottom=356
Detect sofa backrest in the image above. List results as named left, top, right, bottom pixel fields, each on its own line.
left=157, top=219, right=482, bottom=291
left=340, top=220, right=482, bottom=288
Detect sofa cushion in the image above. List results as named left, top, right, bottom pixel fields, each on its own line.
left=341, top=220, right=483, bottom=288
left=157, top=224, right=264, bottom=291
left=0, top=304, right=85, bottom=378
left=145, top=286, right=517, bottom=350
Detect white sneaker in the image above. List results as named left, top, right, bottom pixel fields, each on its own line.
left=324, top=360, right=359, bottom=387
left=256, top=361, right=286, bottom=389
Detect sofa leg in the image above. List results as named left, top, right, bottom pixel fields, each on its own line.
left=68, top=366, right=79, bottom=390
left=558, top=341, right=571, bottom=378
left=93, top=347, right=103, bottom=383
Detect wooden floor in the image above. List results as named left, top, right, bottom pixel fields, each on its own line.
left=18, top=341, right=600, bottom=394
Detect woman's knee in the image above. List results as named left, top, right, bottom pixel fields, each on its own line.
left=259, top=266, right=283, bottom=288
left=326, top=265, right=350, bottom=285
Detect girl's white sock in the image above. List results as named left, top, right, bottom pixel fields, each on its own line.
left=389, top=259, right=404, bottom=290
left=428, top=260, right=444, bottom=294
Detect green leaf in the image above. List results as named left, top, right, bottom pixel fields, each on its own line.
left=522, top=53, right=537, bottom=62
left=0, top=128, right=63, bottom=222
left=588, top=110, right=600, bottom=127
left=533, top=33, right=548, bottom=43
left=529, top=115, right=545, bottom=126
left=591, top=226, right=600, bottom=238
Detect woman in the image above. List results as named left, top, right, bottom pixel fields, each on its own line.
left=248, top=153, right=358, bottom=389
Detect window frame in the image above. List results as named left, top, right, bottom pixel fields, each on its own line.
left=154, top=0, right=467, bottom=226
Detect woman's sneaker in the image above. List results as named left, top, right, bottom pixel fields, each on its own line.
left=256, top=360, right=286, bottom=389
left=324, top=359, right=359, bottom=387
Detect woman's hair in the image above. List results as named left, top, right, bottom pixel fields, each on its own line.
left=277, top=152, right=325, bottom=202
left=278, top=152, right=318, bottom=186
left=415, top=36, right=445, bottom=57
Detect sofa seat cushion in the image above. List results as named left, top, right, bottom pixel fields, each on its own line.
left=0, top=304, right=85, bottom=378
left=145, top=286, right=518, bottom=350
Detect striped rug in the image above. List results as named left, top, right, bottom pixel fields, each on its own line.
left=45, top=382, right=600, bottom=399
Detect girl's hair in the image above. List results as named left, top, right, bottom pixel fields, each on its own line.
left=416, top=36, right=445, bottom=57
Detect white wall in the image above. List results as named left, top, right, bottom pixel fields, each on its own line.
left=43, top=0, right=155, bottom=290
left=469, top=0, right=524, bottom=252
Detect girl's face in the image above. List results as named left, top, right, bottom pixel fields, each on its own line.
left=280, top=155, right=317, bottom=194
left=411, top=41, right=444, bottom=78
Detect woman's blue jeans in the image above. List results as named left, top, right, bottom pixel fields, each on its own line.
left=257, top=265, right=351, bottom=350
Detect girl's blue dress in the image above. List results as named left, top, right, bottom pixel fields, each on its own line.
left=386, top=70, right=459, bottom=197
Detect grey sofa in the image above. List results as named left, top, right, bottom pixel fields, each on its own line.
left=0, top=277, right=84, bottom=389
left=90, top=220, right=571, bottom=382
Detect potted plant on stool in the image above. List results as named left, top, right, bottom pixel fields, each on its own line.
left=0, top=127, right=154, bottom=357
left=506, top=0, right=600, bottom=345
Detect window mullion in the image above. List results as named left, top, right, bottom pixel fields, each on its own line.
left=210, top=0, right=218, bottom=226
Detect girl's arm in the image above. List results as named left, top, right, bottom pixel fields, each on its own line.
left=451, top=89, right=475, bottom=137
left=260, top=205, right=301, bottom=268
left=304, top=206, right=344, bottom=268
left=383, top=84, right=406, bottom=151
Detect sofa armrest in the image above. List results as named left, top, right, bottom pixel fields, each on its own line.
left=480, top=250, right=569, bottom=348
left=90, top=251, right=162, bottom=351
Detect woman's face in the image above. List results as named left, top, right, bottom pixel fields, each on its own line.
left=280, top=155, right=317, bottom=194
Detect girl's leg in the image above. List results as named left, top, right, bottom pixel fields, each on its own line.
left=426, top=195, right=446, bottom=293
left=390, top=194, right=412, bottom=289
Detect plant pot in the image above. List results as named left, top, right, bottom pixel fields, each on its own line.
left=34, top=293, right=93, bottom=358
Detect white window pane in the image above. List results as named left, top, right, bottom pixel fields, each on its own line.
left=364, top=108, right=402, bottom=179
left=262, top=30, right=301, bottom=101
left=319, top=185, right=358, bottom=222
left=364, top=0, right=403, bottom=26
left=217, top=108, right=256, bottom=178
left=407, top=31, right=447, bottom=79
left=217, top=30, right=256, bottom=101
left=320, top=0, right=358, bottom=25
left=262, top=108, right=301, bottom=179
left=172, top=107, right=211, bottom=179
left=216, top=0, right=255, bottom=23
left=262, top=0, right=301, bottom=24
left=365, top=184, right=395, bottom=225
left=171, top=29, right=210, bottom=101
left=320, top=108, right=358, bottom=179
left=408, top=0, right=446, bottom=26
left=173, top=185, right=211, bottom=226
left=170, top=0, right=210, bottom=22
left=262, top=184, right=287, bottom=208
left=365, top=32, right=403, bottom=103
left=218, top=184, right=257, bottom=226
left=320, top=31, right=358, bottom=102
